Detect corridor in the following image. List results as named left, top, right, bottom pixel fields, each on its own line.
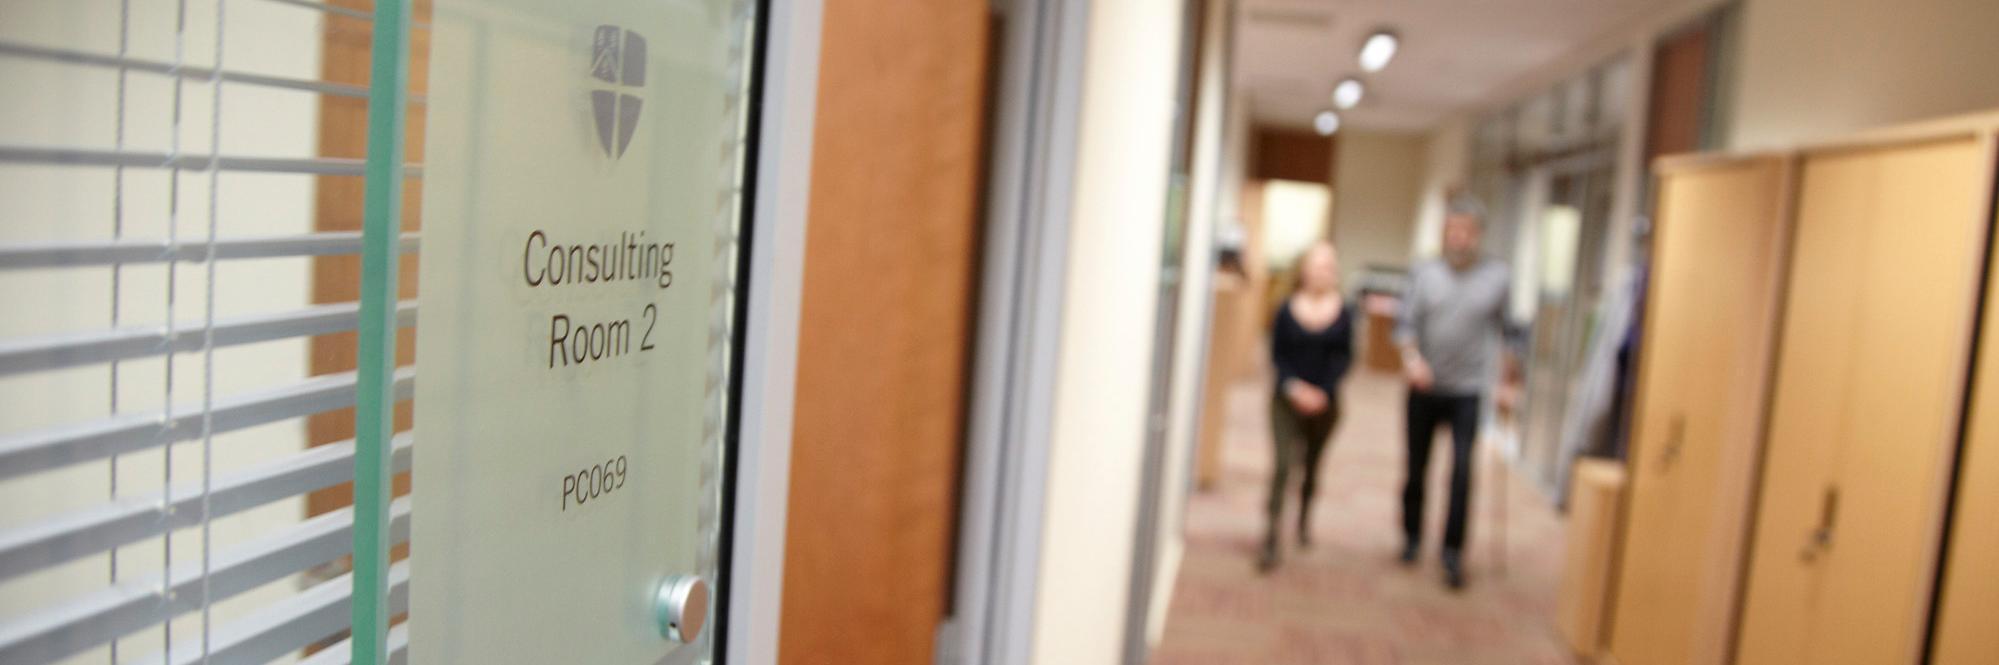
left=1153, top=366, right=1576, bottom=665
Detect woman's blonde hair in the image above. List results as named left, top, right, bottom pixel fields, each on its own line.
left=1291, top=240, right=1338, bottom=294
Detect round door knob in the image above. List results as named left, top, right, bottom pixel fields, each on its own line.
left=654, top=575, right=710, bottom=643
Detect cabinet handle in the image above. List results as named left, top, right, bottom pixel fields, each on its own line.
left=1799, top=485, right=1840, bottom=563
left=1659, top=414, right=1687, bottom=472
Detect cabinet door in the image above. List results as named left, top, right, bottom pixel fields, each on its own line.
left=1738, top=137, right=1989, bottom=665
left=1931, top=140, right=1999, bottom=665
left=1608, top=158, right=1789, bottom=665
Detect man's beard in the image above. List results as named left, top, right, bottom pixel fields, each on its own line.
left=1445, top=246, right=1477, bottom=268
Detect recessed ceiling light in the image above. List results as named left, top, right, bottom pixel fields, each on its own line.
left=1359, top=30, right=1399, bottom=73
left=1314, top=110, right=1341, bottom=136
left=1332, top=78, right=1364, bottom=109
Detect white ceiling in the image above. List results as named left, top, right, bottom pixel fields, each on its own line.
left=1237, top=0, right=1692, bottom=133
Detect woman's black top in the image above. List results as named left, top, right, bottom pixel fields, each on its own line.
left=1272, top=297, right=1358, bottom=394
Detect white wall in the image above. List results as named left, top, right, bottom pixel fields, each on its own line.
left=1261, top=180, right=1332, bottom=271
left=0, top=2, right=320, bottom=663
left=1147, top=0, right=1232, bottom=646
left=1409, top=118, right=1471, bottom=260
left=1030, top=0, right=1184, bottom=660
left=1405, top=0, right=1999, bottom=290
left=1406, top=0, right=1721, bottom=261
left=1330, top=130, right=1426, bottom=283
left=1730, top=0, right=1999, bottom=150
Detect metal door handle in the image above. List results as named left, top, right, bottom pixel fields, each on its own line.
left=1799, top=486, right=1839, bottom=563
left=1659, top=414, right=1687, bottom=472
left=655, top=575, right=710, bottom=643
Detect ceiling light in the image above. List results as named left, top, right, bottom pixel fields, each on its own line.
left=1332, top=78, right=1364, bottom=109
left=1359, top=30, right=1399, bottom=73
left=1313, top=110, right=1341, bottom=136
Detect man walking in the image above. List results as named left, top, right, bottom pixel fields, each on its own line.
left=1395, top=205, right=1512, bottom=590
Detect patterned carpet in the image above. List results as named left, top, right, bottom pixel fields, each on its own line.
left=1152, top=368, right=1579, bottom=665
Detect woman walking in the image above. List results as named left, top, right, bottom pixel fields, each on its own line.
left=1260, top=241, right=1358, bottom=573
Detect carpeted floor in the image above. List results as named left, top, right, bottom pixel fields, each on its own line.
left=1151, top=368, right=1580, bottom=665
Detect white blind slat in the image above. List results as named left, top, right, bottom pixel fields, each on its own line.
left=0, top=233, right=421, bottom=270
left=136, top=561, right=411, bottom=665
left=296, top=618, right=410, bottom=665
left=0, top=368, right=415, bottom=481
left=0, top=300, right=418, bottom=377
left=0, top=432, right=414, bottom=581
left=0, top=498, right=413, bottom=665
left=0, top=146, right=423, bottom=177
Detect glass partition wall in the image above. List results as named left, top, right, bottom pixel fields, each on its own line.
left=1464, top=55, right=1632, bottom=497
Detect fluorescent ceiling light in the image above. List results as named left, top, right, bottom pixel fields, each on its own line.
left=1313, top=110, right=1341, bottom=136
left=1359, top=31, right=1398, bottom=72
left=1332, top=78, right=1364, bottom=109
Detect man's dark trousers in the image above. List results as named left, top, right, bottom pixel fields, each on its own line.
left=1403, top=389, right=1480, bottom=555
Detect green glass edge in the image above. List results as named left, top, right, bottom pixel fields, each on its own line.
left=352, top=0, right=410, bottom=663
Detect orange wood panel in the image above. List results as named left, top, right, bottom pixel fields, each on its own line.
left=1252, top=128, right=1333, bottom=184
left=306, top=1, right=429, bottom=525
left=1606, top=156, right=1790, bottom=665
left=305, top=0, right=429, bottom=523
left=1645, top=24, right=1710, bottom=162
left=302, top=2, right=430, bottom=651
left=777, top=3, right=992, bottom=664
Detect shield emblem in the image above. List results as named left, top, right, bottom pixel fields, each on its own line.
left=590, top=25, right=646, bottom=159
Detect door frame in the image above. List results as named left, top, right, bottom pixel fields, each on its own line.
left=1121, top=0, right=1217, bottom=661
left=940, top=0, right=1092, bottom=662
left=724, top=0, right=823, bottom=662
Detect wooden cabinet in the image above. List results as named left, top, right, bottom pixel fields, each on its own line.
left=1606, top=157, right=1793, bottom=665
left=1195, top=275, right=1257, bottom=489
left=1362, top=305, right=1402, bottom=372
left=1736, top=135, right=1993, bottom=665
left=1560, top=459, right=1629, bottom=656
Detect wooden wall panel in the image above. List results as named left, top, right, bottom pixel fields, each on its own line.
left=304, top=2, right=430, bottom=651
left=1195, top=179, right=1267, bottom=488
left=307, top=0, right=430, bottom=558
left=1194, top=278, right=1250, bottom=490
left=1253, top=128, right=1334, bottom=184
left=1646, top=25, right=1711, bottom=162
left=777, top=3, right=992, bottom=664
